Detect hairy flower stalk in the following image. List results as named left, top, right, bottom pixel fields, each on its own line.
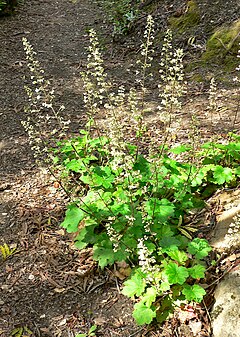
left=79, top=30, right=139, bottom=246
left=82, top=40, right=135, bottom=182
left=146, top=30, right=185, bottom=222
left=136, top=15, right=154, bottom=95
left=81, top=29, right=109, bottom=125
left=106, top=218, right=123, bottom=252
left=232, top=46, right=240, bottom=130
left=134, top=15, right=155, bottom=145
left=158, top=30, right=184, bottom=127
left=207, top=77, right=219, bottom=127
left=22, top=38, right=70, bottom=163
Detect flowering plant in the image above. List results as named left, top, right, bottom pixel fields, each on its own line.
left=22, top=17, right=240, bottom=326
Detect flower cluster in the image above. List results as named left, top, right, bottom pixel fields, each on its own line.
left=136, top=15, right=155, bottom=87
left=137, top=238, right=160, bottom=284
left=81, top=29, right=110, bottom=121
left=106, top=218, right=123, bottom=252
left=22, top=38, right=70, bottom=162
left=208, top=78, right=218, bottom=112
left=158, top=30, right=184, bottom=123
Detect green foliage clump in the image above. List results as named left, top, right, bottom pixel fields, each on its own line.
left=55, top=128, right=239, bottom=324
left=0, top=0, right=18, bottom=15
left=99, top=0, right=140, bottom=36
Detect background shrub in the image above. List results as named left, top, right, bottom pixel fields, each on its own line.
left=0, top=0, right=18, bottom=15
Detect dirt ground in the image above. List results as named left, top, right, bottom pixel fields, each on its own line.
left=0, top=0, right=240, bottom=336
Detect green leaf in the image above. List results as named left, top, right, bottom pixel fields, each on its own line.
left=156, top=295, right=173, bottom=323
left=122, top=235, right=138, bottom=250
left=80, top=173, right=92, bottom=185
left=235, top=166, right=240, bottom=177
left=113, top=187, right=129, bottom=201
left=164, top=263, right=189, bottom=285
left=182, top=284, right=206, bottom=302
left=93, top=245, right=115, bottom=269
left=73, top=219, right=98, bottom=248
left=111, top=202, right=130, bottom=216
left=145, top=198, right=175, bottom=222
left=60, top=204, right=85, bottom=233
left=83, top=190, right=100, bottom=204
left=187, top=238, right=212, bottom=259
left=93, top=166, right=114, bottom=188
left=212, top=166, right=233, bottom=184
left=134, top=155, right=151, bottom=176
left=166, top=249, right=188, bottom=265
left=74, top=228, right=88, bottom=249
left=66, top=159, right=85, bottom=172
left=154, top=224, right=174, bottom=240
left=191, top=170, right=206, bottom=187
left=170, top=145, right=191, bottom=154
left=141, top=287, right=157, bottom=307
left=133, top=301, right=156, bottom=325
left=159, top=236, right=181, bottom=252
left=80, top=166, right=114, bottom=189
left=122, top=270, right=146, bottom=298
left=159, top=281, right=170, bottom=292
left=89, top=324, right=97, bottom=334
left=188, top=264, right=206, bottom=279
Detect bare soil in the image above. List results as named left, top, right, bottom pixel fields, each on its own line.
left=0, top=0, right=240, bottom=336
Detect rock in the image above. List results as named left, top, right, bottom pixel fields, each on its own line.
left=210, top=189, right=240, bottom=336
left=211, top=267, right=240, bottom=337
left=210, top=189, right=240, bottom=251
left=210, top=204, right=240, bottom=250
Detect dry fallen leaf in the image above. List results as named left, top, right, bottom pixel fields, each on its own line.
left=94, top=316, right=106, bottom=325
left=56, top=229, right=65, bottom=236
left=58, top=318, right=67, bottom=326
left=114, top=270, right=126, bottom=280
left=116, top=261, right=129, bottom=269
left=54, top=288, right=65, bottom=293
left=189, top=320, right=202, bottom=336
left=119, top=266, right=131, bottom=277
left=5, top=265, right=13, bottom=273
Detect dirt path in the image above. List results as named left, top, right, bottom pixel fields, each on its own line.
left=0, top=1, right=143, bottom=336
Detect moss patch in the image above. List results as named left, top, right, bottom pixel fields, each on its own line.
left=201, top=19, right=240, bottom=70
left=168, top=0, right=200, bottom=33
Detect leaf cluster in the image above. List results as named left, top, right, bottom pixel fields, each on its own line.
left=122, top=237, right=210, bottom=325
left=0, top=243, right=17, bottom=260
left=99, top=0, right=140, bottom=36
left=0, top=0, right=18, bottom=15
left=56, top=130, right=239, bottom=324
